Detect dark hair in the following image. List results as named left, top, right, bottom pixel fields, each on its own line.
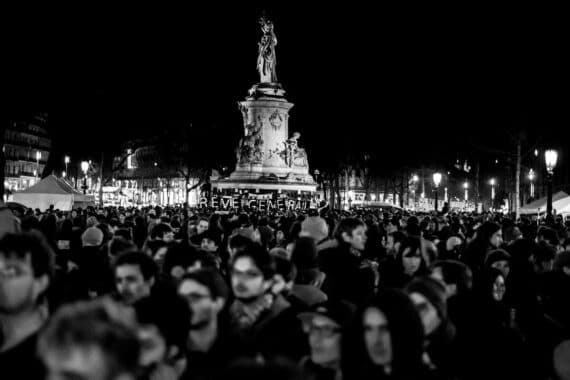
left=150, top=223, right=173, bottom=240
left=114, top=228, right=133, bottom=241
left=109, top=237, right=137, bottom=258
left=0, top=231, right=55, bottom=280
left=291, top=236, right=318, bottom=271
left=113, top=251, right=158, bottom=281
left=333, top=218, right=365, bottom=243
left=343, top=289, right=425, bottom=378
left=180, top=268, right=230, bottom=300
left=38, top=298, right=141, bottom=378
left=231, top=244, right=276, bottom=279
left=431, top=260, right=473, bottom=294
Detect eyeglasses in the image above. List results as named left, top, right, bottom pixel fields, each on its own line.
left=302, top=322, right=342, bottom=338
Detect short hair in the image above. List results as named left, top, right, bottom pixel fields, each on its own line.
left=0, top=231, right=55, bottom=280
left=231, top=244, right=276, bottom=279
left=201, top=229, right=222, bottom=247
left=38, top=298, right=141, bottom=378
left=150, top=223, right=173, bottom=240
left=431, top=260, right=473, bottom=294
left=229, top=234, right=255, bottom=252
left=113, top=251, right=158, bottom=281
left=180, top=268, right=229, bottom=300
left=333, top=218, right=365, bottom=242
left=109, top=237, right=137, bottom=258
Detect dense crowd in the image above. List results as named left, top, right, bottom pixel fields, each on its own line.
left=1, top=202, right=570, bottom=380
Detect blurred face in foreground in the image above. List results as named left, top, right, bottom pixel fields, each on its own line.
left=303, top=315, right=341, bottom=366
left=363, top=307, right=392, bottom=366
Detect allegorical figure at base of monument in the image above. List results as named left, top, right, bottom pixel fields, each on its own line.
left=283, top=132, right=308, bottom=168
left=257, top=16, right=278, bottom=83
left=236, top=115, right=264, bottom=165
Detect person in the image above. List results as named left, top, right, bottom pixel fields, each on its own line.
left=380, top=235, right=430, bottom=289
left=113, top=251, right=158, bottom=305
left=461, top=221, right=503, bottom=276
left=342, top=289, right=428, bottom=379
left=484, top=248, right=511, bottom=279
left=297, top=299, right=355, bottom=380
left=406, top=276, right=456, bottom=379
left=0, top=232, right=54, bottom=380
left=229, top=244, right=308, bottom=361
left=319, top=218, right=375, bottom=305
left=178, top=269, right=233, bottom=380
left=38, top=298, right=143, bottom=380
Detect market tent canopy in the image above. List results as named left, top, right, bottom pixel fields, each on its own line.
left=12, top=175, right=95, bottom=211
left=520, top=191, right=570, bottom=215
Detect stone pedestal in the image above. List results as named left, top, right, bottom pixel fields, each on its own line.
left=213, top=83, right=316, bottom=192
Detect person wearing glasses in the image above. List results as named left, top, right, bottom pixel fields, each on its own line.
left=297, top=299, right=355, bottom=380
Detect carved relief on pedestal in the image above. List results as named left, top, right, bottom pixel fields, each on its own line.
left=236, top=115, right=264, bottom=165
left=268, top=109, right=283, bottom=131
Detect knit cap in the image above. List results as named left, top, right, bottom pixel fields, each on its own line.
left=406, top=276, right=448, bottom=320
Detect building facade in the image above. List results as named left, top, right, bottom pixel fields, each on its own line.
left=3, top=113, right=50, bottom=194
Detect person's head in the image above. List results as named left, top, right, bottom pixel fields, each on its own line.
left=346, top=289, right=424, bottom=377
left=298, top=300, right=354, bottom=366
left=531, top=241, right=556, bottom=274
left=81, top=226, right=104, bottom=247
left=109, top=237, right=137, bottom=258
left=178, top=269, right=228, bottom=329
left=536, top=226, right=560, bottom=246
left=479, top=268, right=507, bottom=302
left=405, top=276, right=448, bottom=337
left=196, top=218, right=209, bottom=235
left=200, top=230, right=222, bottom=253
left=113, top=251, right=157, bottom=305
left=150, top=223, right=174, bottom=243
left=0, top=232, right=54, bottom=315
left=333, top=218, right=367, bottom=251
left=553, top=340, right=570, bottom=380
left=38, top=298, right=142, bottom=380
left=230, top=244, right=276, bottom=302
left=385, top=231, right=406, bottom=254
left=299, top=216, right=329, bottom=244
left=228, top=233, right=255, bottom=258
left=398, top=236, right=427, bottom=276
left=476, top=221, right=502, bottom=248
left=484, top=249, right=512, bottom=278
left=430, top=260, right=473, bottom=297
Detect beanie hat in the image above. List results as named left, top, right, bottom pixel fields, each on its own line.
left=406, top=276, right=448, bottom=320
left=300, top=216, right=329, bottom=243
left=485, top=249, right=511, bottom=267
left=81, top=226, right=104, bottom=247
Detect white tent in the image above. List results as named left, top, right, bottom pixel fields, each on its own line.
left=520, top=191, right=570, bottom=216
left=12, top=175, right=95, bottom=211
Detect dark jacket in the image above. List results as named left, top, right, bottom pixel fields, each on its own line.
left=319, top=243, right=375, bottom=304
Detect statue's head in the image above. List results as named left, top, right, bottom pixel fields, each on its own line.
left=292, top=132, right=301, bottom=139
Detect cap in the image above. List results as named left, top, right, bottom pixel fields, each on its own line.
left=81, top=226, right=104, bottom=247
left=298, top=299, right=355, bottom=328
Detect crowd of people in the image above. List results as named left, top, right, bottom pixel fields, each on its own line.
left=1, top=201, right=570, bottom=379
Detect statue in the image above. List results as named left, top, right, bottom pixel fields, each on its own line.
left=278, top=132, right=308, bottom=168
left=237, top=115, right=264, bottom=165
left=257, top=16, right=278, bottom=83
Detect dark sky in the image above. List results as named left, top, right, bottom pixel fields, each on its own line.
left=3, top=5, right=569, bottom=176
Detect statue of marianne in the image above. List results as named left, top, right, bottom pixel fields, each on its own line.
left=257, top=16, right=278, bottom=83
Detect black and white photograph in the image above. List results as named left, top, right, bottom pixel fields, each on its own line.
left=1, top=5, right=569, bottom=380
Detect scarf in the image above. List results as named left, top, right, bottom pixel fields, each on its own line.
left=230, top=293, right=274, bottom=330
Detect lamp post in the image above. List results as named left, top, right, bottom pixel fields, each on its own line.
left=528, top=169, right=535, bottom=199
left=463, top=182, right=469, bottom=202
left=64, top=155, right=70, bottom=176
left=489, top=178, right=496, bottom=210
left=35, top=151, right=41, bottom=180
left=81, top=161, right=89, bottom=194
left=433, top=172, right=442, bottom=212
left=545, top=150, right=558, bottom=216
left=347, top=190, right=354, bottom=210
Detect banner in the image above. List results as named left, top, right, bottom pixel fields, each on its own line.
left=198, top=195, right=316, bottom=210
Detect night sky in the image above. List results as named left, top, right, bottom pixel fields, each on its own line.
left=3, top=5, right=568, bottom=177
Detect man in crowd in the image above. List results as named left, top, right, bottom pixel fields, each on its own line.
left=0, top=232, right=54, bottom=380
left=114, top=251, right=158, bottom=305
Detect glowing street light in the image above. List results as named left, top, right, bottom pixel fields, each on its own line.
left=433, top=172, right=442, bottom=212
left=490, top=178, right=496, bottom=204
left=545, top=149, right=558, bottom=216
left=463, top=182, right=469, bottom=201
left=412, top=174, right=419, bottom=182
left=81, top=161, right=89, bottom=194
left=528, top=169, right=535, bottom=198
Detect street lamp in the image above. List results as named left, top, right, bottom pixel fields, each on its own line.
left=347, top=190, right=354, bottom=210
left=528, top=169, right=535, bottom=199
left=545, top=149, right=558, bottom=216
left=463, top=182, right=469, bottom=201
left=433, top=172, right=442, bottom=212
left=490, top=178, right=496, bottom=209
left=64, top=155, right=70, bottom=175
left=81, top=161, right=89, bottom=194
